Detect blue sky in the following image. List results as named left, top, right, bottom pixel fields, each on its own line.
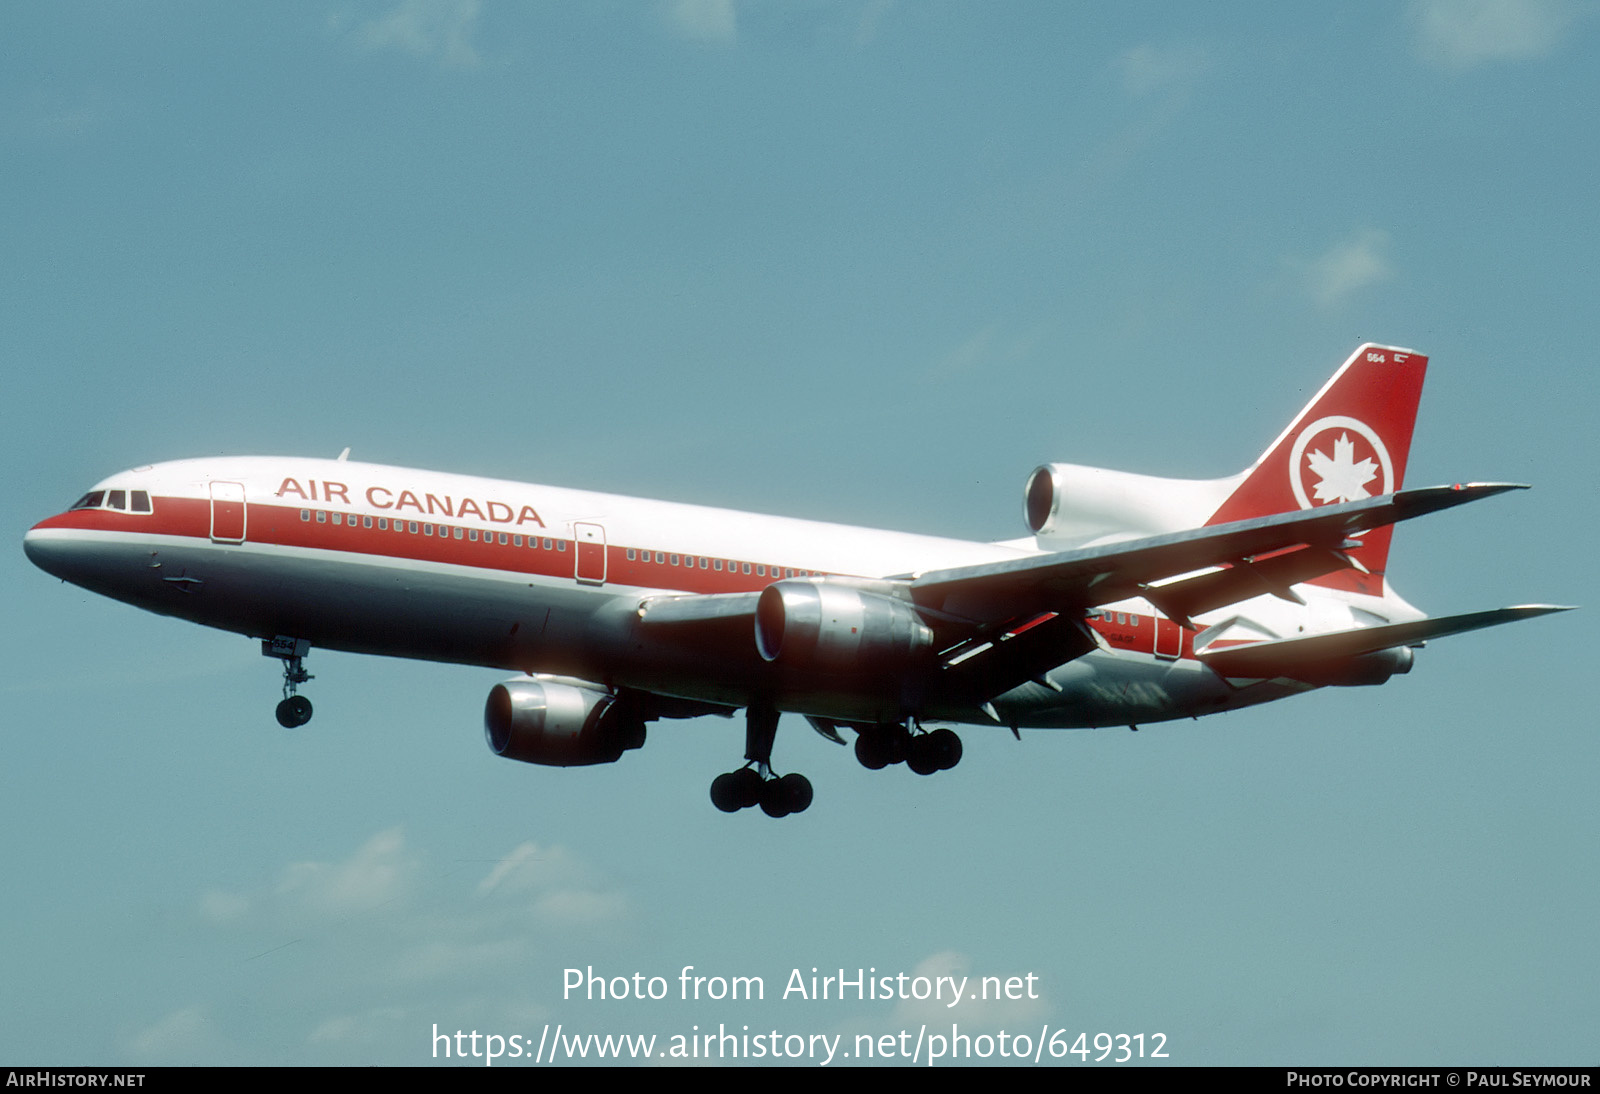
left=4, top=0, right=1596, bottom=1066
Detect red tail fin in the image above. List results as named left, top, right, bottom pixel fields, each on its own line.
left=1206, top=343, right=1429, bottom=595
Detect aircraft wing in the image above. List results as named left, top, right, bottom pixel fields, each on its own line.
left=909, top=483, right=1525, bottom=625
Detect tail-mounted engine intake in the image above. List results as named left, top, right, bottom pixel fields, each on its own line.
left=755, top=581, right=932, bottom=672
left=1024, top=463, right=1237, bottom=544
left=484, top=679, right=646, bottom=767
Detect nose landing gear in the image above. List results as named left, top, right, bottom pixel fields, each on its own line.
left=264, top=636, right=315, bottom=728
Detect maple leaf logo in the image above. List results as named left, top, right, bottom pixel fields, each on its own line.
left=1304, top=432, right=1378, bottom=504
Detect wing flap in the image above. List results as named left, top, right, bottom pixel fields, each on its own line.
left=1140, top=543, right=1361, bottom=625
left=939, top=612, right=1100, bottom=703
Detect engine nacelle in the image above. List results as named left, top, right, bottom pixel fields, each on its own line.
left=755, top=581, right=932, bottom=672
left=483, top=679, right=646, bottom=767
left=1024, top=463, right=1240, bottom=545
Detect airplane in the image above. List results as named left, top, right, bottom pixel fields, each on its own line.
left=23, top=344, right=1569, bottom=818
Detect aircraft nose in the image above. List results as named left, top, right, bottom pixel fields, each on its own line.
left=23, top=523, right=75, bottom=581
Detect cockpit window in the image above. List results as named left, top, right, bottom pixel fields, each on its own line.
left=69, top=489, right=153, bottom=514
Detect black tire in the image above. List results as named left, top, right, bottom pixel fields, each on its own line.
left=907, top=734, right=939, bottom=776
left=855, top=732, right=888, bottom=770
left=710, top=772, right=744, bottom=813
left=779, top=773, right=813, bottom=814
left=885, top=724, right=910, bottom=765
left=930, top=728, right=963, bottom=770
left=276, top=696, right=312, bottom=728
left=732, top=767, right=763, bottom=808
left=759, top=777, right=792, bottom=818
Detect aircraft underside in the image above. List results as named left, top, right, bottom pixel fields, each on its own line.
left=40, top=526, right=1301, bottom=762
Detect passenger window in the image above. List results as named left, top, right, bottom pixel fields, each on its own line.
left=363, top=515, right=373, bottom=529
left=316, top=511, right=327, bottom=523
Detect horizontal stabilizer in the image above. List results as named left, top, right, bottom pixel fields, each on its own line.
left=1198, top=604, right=1573, bottom=678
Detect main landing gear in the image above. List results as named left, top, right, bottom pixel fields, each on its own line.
left=710, top=705, right=813, bottom=818
left=264, top=636, right=315, bottom=728
left=854, top=722, right=962, bottom=775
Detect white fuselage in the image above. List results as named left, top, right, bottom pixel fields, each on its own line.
left=24, top=455, right=1411, bottom=730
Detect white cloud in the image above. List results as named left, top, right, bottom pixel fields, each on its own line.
left=203, top=825, right=420, bottom=926
left=343, top=0, right=483, bottom=68
left=125, top=1006, right=224, bottom=1061
left=665, top=0, right=738, bottom=46
left=476, top=838, right=626, bottom=928
left=1413, top=0, right=1583, bottom=69
left=198, top=888, right=250, bottom=924
left=889, top=950, right=1049, bottom=1029
left=926, top=320, right=1052, bottom=382
left=307, top=1006, right=408, bottom=1047
left=1115, top=42, right=1212, bottom=97
left=185, top=826, right=629, bottom=1057
left=854, top=0, right=895, bottom=48
left=1300, top=229, right=1395, bottom=308
left=275, top=825, right=419, bottom=917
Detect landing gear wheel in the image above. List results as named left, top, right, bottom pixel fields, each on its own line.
left=855, top=731, right=889, bottom=770
left=778, top=773, right=813, bottom=814
left=731, top=767, right=762, bottom=808
left=759, top=778, right=792, bottom=818
left=884, top=723, right=910, bottom=765
left=711, top=771, right=744, bottom=813
left=276, top=695, right=313, bottom=728
left=930, top=727, right=963, bottom=770
left=267, top=638, right=316, bottom=728
left=907, top=733, right=940, bottom=776
left=710, top=767, right=765, bottom=813
left=856, top=724, right=909, bottom=769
